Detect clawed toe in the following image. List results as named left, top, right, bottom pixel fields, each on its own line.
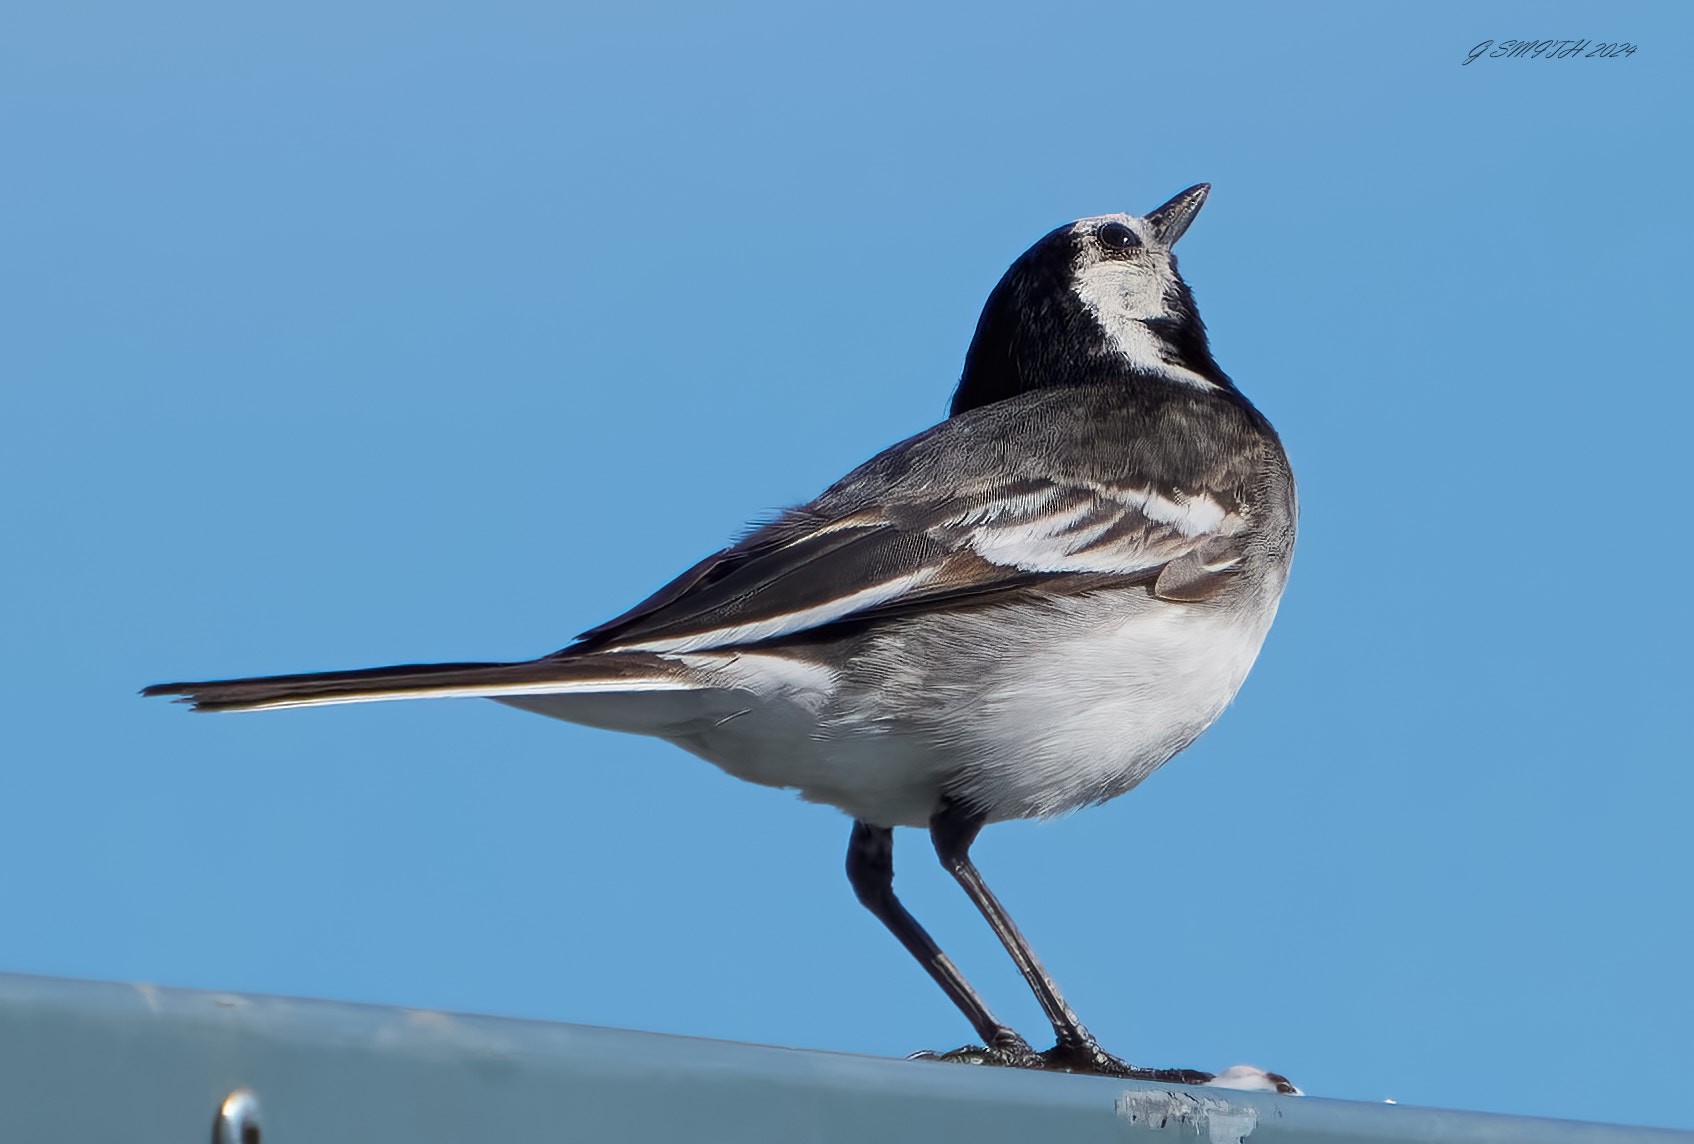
left=912, top=1033, right=1293, bottom=1094
left=1040, top=1038, right=1216, bottom=1086
left=910, top=1030, right=1045, bottom=1070
left=1204, top=1064, right=1302, bottom=1094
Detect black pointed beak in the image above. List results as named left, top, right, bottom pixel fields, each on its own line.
left=1145, top=183, right=1210, bottom=247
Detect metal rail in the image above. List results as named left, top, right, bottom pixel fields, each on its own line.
left=0, top=972, right=1686, bottom=1143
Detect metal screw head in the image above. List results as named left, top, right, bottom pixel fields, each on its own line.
left=213, top=1088, right=261, bottom=1144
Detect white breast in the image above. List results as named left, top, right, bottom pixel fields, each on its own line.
left=499, top=590, right=1280, bottom=829
left=911, top=595, right=1277, bottom=821
left=795, top=589, right=1279, bottom=826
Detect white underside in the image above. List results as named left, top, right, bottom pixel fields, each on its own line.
left=498, top=590, right=1278, bottom=828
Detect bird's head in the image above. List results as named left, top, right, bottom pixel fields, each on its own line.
left=952, top=184, right=1230, bottom=416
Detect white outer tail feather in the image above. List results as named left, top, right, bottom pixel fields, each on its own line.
left=224, top=675, right=702, bottom=712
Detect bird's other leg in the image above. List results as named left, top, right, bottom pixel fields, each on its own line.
left=929, top=799, right=1214, bottom=1085
left=845, top=820, right=1040, bottom=1068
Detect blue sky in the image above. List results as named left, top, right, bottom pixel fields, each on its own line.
left=4, top=0, right=1691, bottom=1130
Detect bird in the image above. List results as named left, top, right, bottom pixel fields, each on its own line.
left=145, top=184, right=1297, bottom=1088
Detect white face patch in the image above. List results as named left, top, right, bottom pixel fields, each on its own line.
left=1069, top=214, right=1218, bottom=391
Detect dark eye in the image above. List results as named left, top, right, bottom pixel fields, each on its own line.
left=1097, top=221, right=1141, bottom=253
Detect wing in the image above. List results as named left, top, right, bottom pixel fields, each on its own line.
left=570, top=387, right=1264, bottom=655
left=570, top=477, right=1244, bottom=655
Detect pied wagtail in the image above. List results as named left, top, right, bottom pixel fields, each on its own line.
left=147, top=184, right=1298, bottom=1089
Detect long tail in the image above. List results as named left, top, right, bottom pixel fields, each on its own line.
left=142, top=652, right=690, bottom=713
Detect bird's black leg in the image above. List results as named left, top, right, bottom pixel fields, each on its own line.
left=929, top=799, right=1214, bottom=1085
left=845, top=821, right=1040, bottom=1067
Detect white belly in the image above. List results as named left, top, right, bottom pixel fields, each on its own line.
left=880, top=594, right=1277, bottom=823
left=499, top=589, right=1278, bottom=829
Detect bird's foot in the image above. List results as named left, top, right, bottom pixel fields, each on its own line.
left=911, top=1034, right=1299, bottom=1094
left=1040, top=1037, right=1215, bottom=1086
left=909, top=1029, right=1045, bottom=1070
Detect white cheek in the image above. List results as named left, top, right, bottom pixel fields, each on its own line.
left=1072, top=260, right=1216, bottom=391
left=1073, top=260, right=1164, bottom=321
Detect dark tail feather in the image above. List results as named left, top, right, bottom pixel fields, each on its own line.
left=142, top=654, right=680, bottom=713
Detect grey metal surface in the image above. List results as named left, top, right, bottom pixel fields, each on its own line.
left=0, top=971, right=1685, bottom=1143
